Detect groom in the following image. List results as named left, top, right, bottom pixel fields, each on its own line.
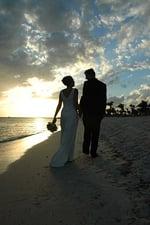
left=79, top=68, right=107, bottom=158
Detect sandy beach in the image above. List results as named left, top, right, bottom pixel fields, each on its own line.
left=0, top=117, right=149, bottom=225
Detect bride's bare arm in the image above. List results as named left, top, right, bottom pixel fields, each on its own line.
left=52, top=92, right=62, bottom=123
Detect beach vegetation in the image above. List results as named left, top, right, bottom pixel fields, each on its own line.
left=106, top=100, right=150, bottom=117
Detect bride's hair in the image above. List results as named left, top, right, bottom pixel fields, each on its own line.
left=62, top=76, right=74, bottom=86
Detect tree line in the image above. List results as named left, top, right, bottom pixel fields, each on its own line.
left=106, top=100, right=150, bottom=117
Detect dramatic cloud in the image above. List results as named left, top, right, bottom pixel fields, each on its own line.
left=0, top=0, right=149, bottom=115
left=107, top=95, right=124, bottom=106
left=126, top=84, right=150, bottom=105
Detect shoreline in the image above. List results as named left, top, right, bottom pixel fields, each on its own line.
left=0, top=117, right=149, bottom=225
left=0, top=131, right=51, bottom=174
left=0, top=122, right=131, bottom=225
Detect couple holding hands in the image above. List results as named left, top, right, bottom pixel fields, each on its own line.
left=50, top=68, right=107, bottom=167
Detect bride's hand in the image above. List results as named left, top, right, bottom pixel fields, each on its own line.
left=52, top=117, right=57, bottom=124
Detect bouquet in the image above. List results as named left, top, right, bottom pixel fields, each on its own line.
left=47, top=122, right=57, bottom=132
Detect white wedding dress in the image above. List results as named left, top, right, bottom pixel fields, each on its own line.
left=50, top=88, right=78, bottom=167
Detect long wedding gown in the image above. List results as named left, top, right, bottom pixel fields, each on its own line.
left=50, top=88, right=78, bottom=167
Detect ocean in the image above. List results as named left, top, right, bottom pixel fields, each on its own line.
left=0, top=117, right=60, bottom=173
left=0, top=117, right=60, bottom=143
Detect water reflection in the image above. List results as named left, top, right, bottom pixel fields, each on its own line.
left=0, top=131, right=50, bottom=174
left=0, top=117, right=61, bottom=174
left=34, top=117, right=48, bottom=133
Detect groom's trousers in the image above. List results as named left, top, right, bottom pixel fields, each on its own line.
left=82, top=115, right=102, bottom=156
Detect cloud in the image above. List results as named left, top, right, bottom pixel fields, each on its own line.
left=136, top=39, right=150, bottom=57
left=107, top=95, right=125, bottom=105
left=0, top=0, right=25, bottom=56
left=107, top=83, right=150, bottom=107
left=114, top=1, right=150, bottom=58
left=94, top=1, right=150, bottom=64
left=126, top=84, right=150, bottom=105
left=0, top=0, right=149, bottom=111
left=103, top=61, right=150, bottom=86
left=0, top=0, right=105, bottom=88
left=146, top=75, right=150, bottom=80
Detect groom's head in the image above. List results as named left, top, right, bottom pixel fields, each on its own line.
left=84, top=68, right=95, bottom=80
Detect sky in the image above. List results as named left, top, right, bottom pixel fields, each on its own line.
left=0, top=0, right=150, bottom=117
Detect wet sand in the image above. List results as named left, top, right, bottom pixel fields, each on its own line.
left=0, top=117, right=149, bottom=225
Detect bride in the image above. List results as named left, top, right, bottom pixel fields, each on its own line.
left=50, top=76, right=78, bottom=167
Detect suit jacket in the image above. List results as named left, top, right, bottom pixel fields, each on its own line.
left=80, top=78, right=106, bottom=117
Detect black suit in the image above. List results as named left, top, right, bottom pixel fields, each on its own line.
left=80, top=78, right=106, bottom=156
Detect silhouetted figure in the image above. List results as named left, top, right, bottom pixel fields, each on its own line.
left=79, top=68, right=107, bottom=158
left=50, top=76, right=78, bottom=167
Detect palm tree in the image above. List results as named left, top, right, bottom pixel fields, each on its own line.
left=117, top=103, right=125, bottom=116
left=107, top=101, right=114, bottom=109
left=106, top=101, right=116, bottom=116
left=129, top=104, right=138, bottom=116
left=137, top=100, right=148, bottom=115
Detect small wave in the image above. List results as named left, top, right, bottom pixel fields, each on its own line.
left=0, top=132, right=43, bottom=143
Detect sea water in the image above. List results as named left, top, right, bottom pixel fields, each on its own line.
left=0, top=117, right=60, bottom=143
left=0, top=117, right=60, bottom=173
